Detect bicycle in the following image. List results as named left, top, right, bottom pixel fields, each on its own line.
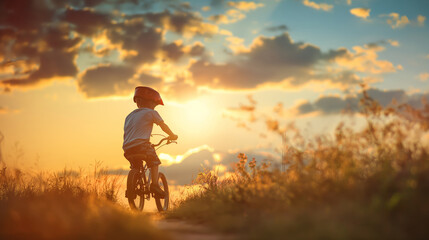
left=124, top=136, right=176, bottom=212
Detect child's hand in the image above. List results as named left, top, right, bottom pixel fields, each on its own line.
left=169, top=134, right=178, bottom=140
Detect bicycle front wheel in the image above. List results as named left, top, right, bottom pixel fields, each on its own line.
left=126, top=169, right=145, bottom=211
left=155, top=172, right=169, bottom=212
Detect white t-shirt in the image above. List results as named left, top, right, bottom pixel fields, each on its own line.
left=123, top=108, right=164, bottom=150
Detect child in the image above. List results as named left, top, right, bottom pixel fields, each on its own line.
left=123, top=86, right=178, bottom=197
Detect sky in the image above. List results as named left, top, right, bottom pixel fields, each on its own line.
left=0, top=0, right=428, bottom=184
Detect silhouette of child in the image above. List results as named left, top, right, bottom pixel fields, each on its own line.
left=123, top=86, right=178, bottom=197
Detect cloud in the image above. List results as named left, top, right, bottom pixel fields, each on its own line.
left=159, top=145, right=214, bottom=166
left=293, top=88, right=429, bottom=115
left=77, top=64, right=162, bottom=98
left=381, top=13, right=425, bottom=29
left=387, top=39, right=400, bottom=47
left=160, top=146, right=278, bottom=184
left=224, top=95, right=258, bottom=123
left=208, top=1, right=263, bottom=25
left=417, top=15, right=426, bottom=26
left=0, top=2, right=82, bottom=89
left=162, top=41, right=185, bottom=61
left=350, top=8, right=370, bottom=19
left=208, top=9, right=245, bottom=24
left=295, top=96, right=359, bottom=115
left=418, top=73, right=429, bottom=82
left=365, top=39, right=399, bottom=49
left=334, top=44, right=400, bottom=74
left=0, top=0, right=55, bottom=31
left=302, top=0, right=333, bottom=11
left=384, top=13, right=410, bottom=28
left=77, top=64, right=136, bottom=98
left=227, top=1, right=265, bottom=11
left=144, top=10, right=219, bottom=37
left=1, top=0, right=220, bottom=100
left=2, top=43, right=80, bottom=87
left=188, top=42, right=206, bottom=57
left=188, top=33, right=389, bottom=91
left=63, top=8, right=112, bottom=36
left=265, top=25, right=288, bottom=32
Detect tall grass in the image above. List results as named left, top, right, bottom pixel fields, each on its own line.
left=168, top=93, right=429, bottom=239
left=0, top=163, right=170, bottom=240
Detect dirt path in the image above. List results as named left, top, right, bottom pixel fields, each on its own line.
left=152, top=215, right=237, bottom=240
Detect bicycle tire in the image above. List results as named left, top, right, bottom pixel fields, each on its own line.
left=126, top=169, right=145, bottom=211
left=155, top=172, right=169, bottom=212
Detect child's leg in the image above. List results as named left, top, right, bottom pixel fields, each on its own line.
left=150, top=165, right=159, bottom=186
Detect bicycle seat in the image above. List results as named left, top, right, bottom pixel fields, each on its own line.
left=124, top=153, right=147, bottom=161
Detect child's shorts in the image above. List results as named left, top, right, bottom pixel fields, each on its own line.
left=123, top=142, right=161, bottom=168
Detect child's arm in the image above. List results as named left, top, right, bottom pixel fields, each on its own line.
left=159, top=122, right=178, bottom=140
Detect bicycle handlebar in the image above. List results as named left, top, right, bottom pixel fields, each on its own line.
left=151, top=137, right=176, bottom=148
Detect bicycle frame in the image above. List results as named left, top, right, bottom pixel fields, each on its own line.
left=136, top=161, right=152, bottom=200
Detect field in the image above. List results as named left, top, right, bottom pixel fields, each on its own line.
left=1, top=95, right=429, bottom=240
left=0, top=163, right=170, bottom=240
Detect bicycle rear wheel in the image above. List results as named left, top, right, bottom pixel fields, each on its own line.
left=126, top=169, right=145, bottom=211
left=155, top=172, right=169, bottom=212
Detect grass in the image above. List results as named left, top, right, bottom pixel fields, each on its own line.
left=167, top=92, right=429, bottom=239
left=0, top=163, right=170, bottom=240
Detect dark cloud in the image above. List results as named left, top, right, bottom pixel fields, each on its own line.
left=189, top=33, right=351, bottom=89
left=77, top=65, right=136, bottom=98
left=162, top=42, right=185, bottom=61
left=189, top=43, right=206, bottom=57
left=63, top=8, right=112, bottom=36
left=1, top=0, right=216, bottom=96
left=77, top=64, right=163, bottom=98
left=265, top=25, right=288, bottom=32
left=135, top=72, right=162, bottom=86
left=0, top=0, right=369, bottom=101
left=295, top=88, right=428, bottom=115
left=0, top=1, right=83, bottom=88
left=83, top=0, right=105, bottom=7
left=110, top=23, right=163, bottom=65
left=1, top=23, right=82, bottom=87
left=4, top=51, right=78, bottom=86
left=298, top=96, right=359, bottom=114
left=0, top=0, right=54, bottom=30
left=143, top=10, right=218, bottom=36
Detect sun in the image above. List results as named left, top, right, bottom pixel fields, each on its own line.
left=183, top=100, right=212, bottom=128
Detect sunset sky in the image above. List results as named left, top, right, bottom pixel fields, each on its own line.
left=1, top=0, right=428, bottom=184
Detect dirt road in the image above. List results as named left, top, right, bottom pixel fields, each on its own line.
left=152, top=215, right=237, bottom=240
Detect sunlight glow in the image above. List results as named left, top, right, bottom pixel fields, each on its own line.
left=183, top=100, right=212, bottom=128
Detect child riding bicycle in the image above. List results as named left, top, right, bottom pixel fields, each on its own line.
left=123, top=86, right=178, bottom=197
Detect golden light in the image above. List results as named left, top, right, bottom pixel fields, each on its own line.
left=182, top=100, right=212, bottom=128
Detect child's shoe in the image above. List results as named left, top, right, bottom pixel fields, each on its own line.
left=150, top=183, right=166, bottom=198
